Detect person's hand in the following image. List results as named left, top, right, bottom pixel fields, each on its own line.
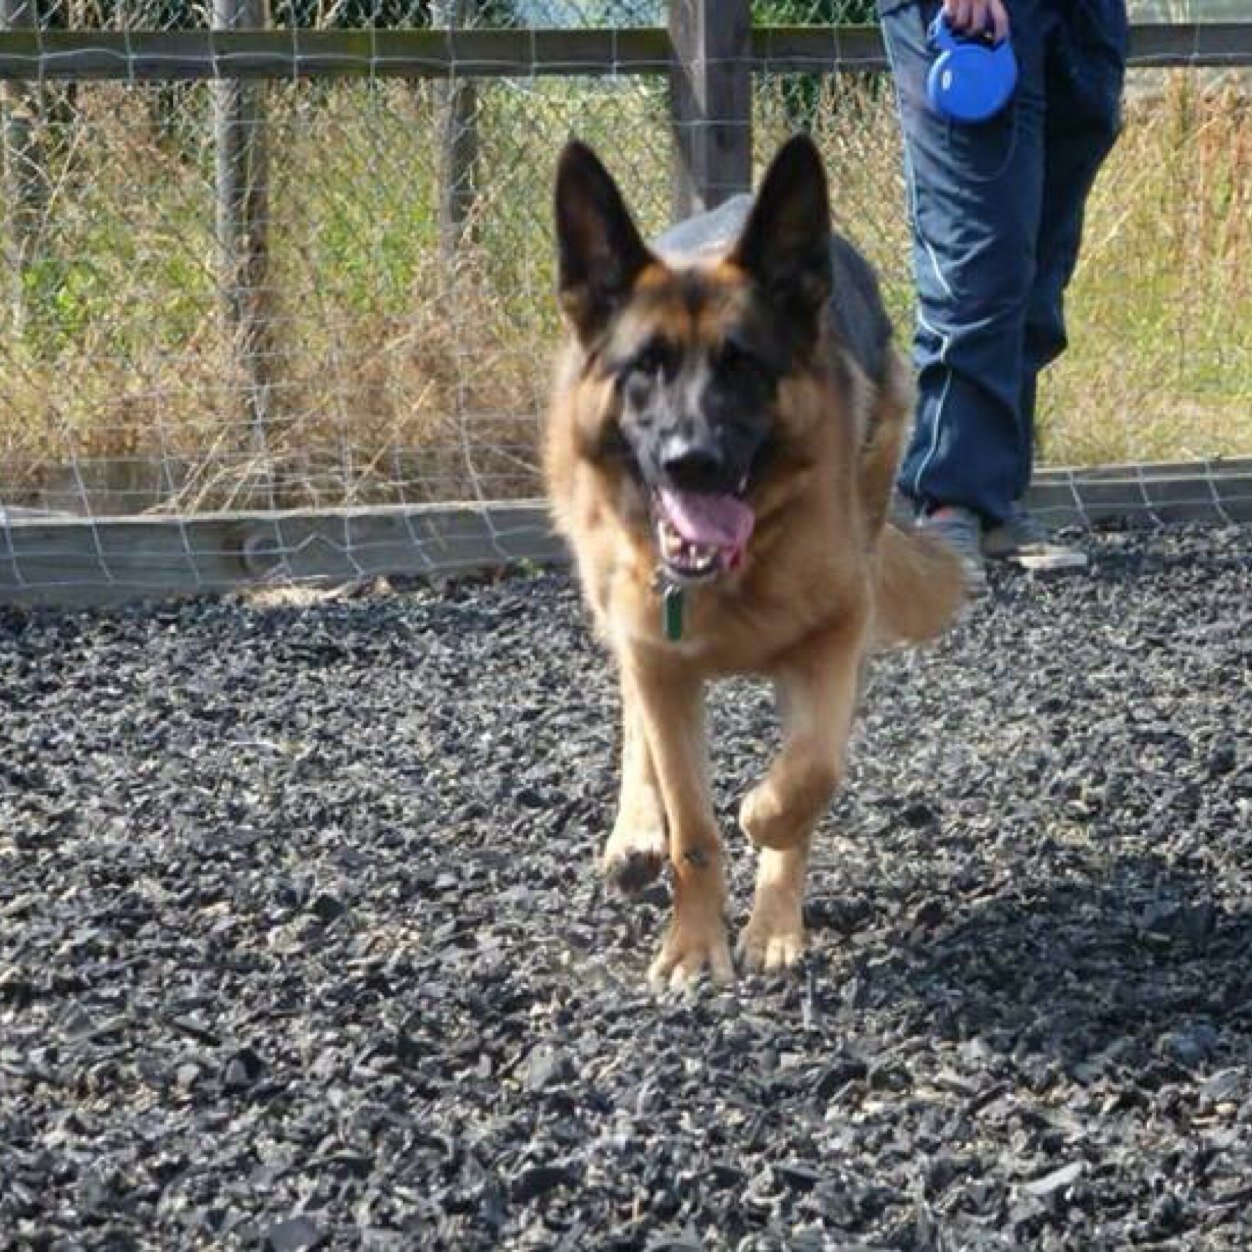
left=942, top=0, right=1010, bottom=42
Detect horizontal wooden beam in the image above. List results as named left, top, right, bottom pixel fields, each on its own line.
left=749, top=22, right=1252, bottom=73
left=1028, top=461, right=1252, bottom=531
left=0, top=27, right=674, bottom=81
left=0, top=501, right=565, bottom=608
left=1126, top=22, right=1252, bottom=68
left=4, top=461, right=1252, bottom=607
left=0, top=23, right=1248, bottom=83
left=750, top=25, right=887, bottom=73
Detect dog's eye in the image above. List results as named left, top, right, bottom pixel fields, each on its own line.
left=622, top=339, right=673, bottom=383
left=718, top=337, right=768, bottom=380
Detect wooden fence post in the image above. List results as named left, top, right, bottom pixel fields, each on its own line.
left=213, top=0, right=275, bottom=504
left=433, top=0, right=479, bottom=275
left=1, top=0, right=44, bottom=335
left=669, top=0, right=752, bottom=221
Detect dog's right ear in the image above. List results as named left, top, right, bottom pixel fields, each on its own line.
left=554, top=141, right=653, bottom=346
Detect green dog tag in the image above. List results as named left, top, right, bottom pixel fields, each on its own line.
left=662, top=583, right=685, bottom=642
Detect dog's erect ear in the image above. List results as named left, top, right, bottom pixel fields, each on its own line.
left=554, top=140, right=654, bottom=346
left=731, top=134, right=832, bottom=332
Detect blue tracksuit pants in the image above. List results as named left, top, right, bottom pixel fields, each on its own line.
left=881, top=0, right=1128, bottom=523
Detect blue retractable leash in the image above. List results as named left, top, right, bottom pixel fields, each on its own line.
left=926, top=13, right=1018, bottom=123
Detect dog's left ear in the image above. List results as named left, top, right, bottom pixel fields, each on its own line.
left=554, top=140, right=654, bottom=347
left=731, top=134, right=832, bottom=333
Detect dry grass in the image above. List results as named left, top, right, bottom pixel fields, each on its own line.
left=758, top=70, right=1252, bottom=469
left=0, top=70, right=1249, bottom=516
left=1046, top=74, right=1252, bottom=465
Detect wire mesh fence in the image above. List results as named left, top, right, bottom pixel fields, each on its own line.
left=29, top=0, right=664, bottom=30
left=1, top=3, right=1251, bottom=600
left=23, top=0, right=894, bottom=30
left=0, top=74, right=676, bottom=515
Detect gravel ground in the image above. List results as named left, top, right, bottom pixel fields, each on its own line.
left=2, top=524, right=1251, bottom=1251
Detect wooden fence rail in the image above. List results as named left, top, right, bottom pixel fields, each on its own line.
left=0, top=23, right=1249, bottom=84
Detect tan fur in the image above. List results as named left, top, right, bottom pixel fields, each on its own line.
left=873, top=524, right=968, bottom=647
left=545, top=169, right=964, bottom=989
left=854, top=349, right=967, bottom=646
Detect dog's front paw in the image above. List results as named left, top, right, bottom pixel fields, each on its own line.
left=737, top=919, right=805, bottom=973
left=737, top=893, right=806, bottom=973
left=647, top=916, right=734, bottom=990
left=601, top=821, right=667, bottom=895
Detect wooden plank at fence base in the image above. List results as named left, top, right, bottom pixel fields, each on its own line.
left=0, top=502, right=564, bottom=609
left=1028, top=464, right=1252, bottom=530
left=3, top=464, right=1252, bottom=609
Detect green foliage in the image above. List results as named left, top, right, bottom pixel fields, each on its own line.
left=19, top=226, right=210, bottom=361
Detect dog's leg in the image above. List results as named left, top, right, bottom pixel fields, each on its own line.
left=601, top=668, right=667, bottom=893
left=738, top=618, right=866, bottom=972
left=625, top=651, right=732, bottom=989
left=739, top=841, right=813, bottom=973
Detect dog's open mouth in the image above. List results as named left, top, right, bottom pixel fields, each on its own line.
left=653, top=487, right=755, bottom=584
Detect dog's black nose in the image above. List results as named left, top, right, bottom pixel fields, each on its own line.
left=659, top=437, right=727, bottom=493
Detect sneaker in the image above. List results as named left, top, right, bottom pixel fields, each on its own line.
left=918, top=504, right=988, bottom=595
left=984, top=504, right=1088, bottom=569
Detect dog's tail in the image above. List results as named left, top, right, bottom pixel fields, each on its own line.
left=872, top=523, right=967, bottom=647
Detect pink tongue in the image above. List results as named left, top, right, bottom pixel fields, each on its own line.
left=658, top=488, right=755, bottom=553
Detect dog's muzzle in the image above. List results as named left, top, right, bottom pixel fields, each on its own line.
left=652, top=487, right=755, bottom=584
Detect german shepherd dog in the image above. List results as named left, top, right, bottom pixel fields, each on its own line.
left=544, top=134, right=964, bottom=988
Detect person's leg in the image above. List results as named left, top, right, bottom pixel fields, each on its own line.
left=882, top=0, right=1056, bottom=527
left=986, top=0, right=1128, bottom=555
left=1021, top=0, right=1128, bottom=448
